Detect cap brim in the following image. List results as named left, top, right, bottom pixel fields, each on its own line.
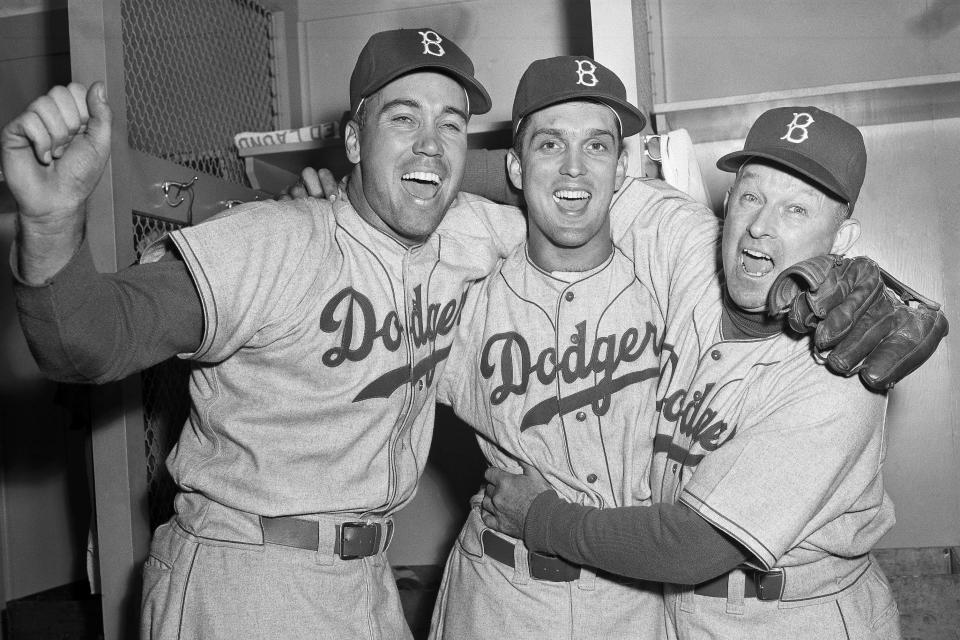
left=517, top=89, right=646, bottom=137
left=716, top=148, right=852, bottom=203
left=362, top=62, right=492, bottom=116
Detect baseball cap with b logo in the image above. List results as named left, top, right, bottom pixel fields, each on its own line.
left=511, top=56, right=646, bottom=137
left=350, top=28, right=492, bottom=117
left=716, top=106, right=867, bottom=209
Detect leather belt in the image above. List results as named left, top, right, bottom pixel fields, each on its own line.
left=260, top=516, right=393, bottom=559
left=694, top=567, right=785, bottom=601
left=481, top=529, right=580, bottom=582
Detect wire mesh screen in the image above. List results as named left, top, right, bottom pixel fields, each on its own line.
left=121, top=0, right=279, bottom=186
left=133, top=214, right=191, bottom=530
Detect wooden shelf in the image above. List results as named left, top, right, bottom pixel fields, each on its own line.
left=239, top=120, right=513, bottom=195
left=652, top=73, right=960, bottom=142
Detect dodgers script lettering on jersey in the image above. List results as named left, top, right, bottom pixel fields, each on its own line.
left=653, top=381, right=737, bottom=468
left=319, top=283, right=468, bottom=402
left=480, top=319, right=677, bottom=431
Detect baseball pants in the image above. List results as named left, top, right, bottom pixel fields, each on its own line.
left=664, top=558, right=901, bottom=639
left=140, top=499, right=410, bottom=640
left=429, top=507, right=668, bottom=640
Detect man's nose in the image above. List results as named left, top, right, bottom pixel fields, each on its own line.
left=748, top=203, right=778, bottom=238
left=413, top=126, right=442, bottom=156
left=560, top=148, right=586, bottom=177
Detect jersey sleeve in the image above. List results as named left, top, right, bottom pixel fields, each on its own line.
left=435, top=194, right=526, bottom=266
left=678, top=365, right=889, bottom=570
left=606, top=177, right=721, bottom=323
left=167, top=198, right=334, bottom=362
left=523, top=490, right=749, bottom=584
left=461, top=148, right=523, bottom=207
left=13, top=239, right=203, bottom=384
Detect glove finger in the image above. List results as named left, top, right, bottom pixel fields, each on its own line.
left=768, top=255, right=839, bottom=315
left=811, top=285, right=890, bottom=349
left=858, top=308, right=949, bottom=389
left=820, top=311, right=898, bottom=376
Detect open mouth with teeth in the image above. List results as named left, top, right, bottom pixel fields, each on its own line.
left=740, top=248, right=774, bottom=277
left=401, top=171, right=442, bottom=200
left=553, top=189, right=591, bottom=212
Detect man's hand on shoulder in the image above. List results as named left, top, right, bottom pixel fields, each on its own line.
left=277, top=167, right=339, bottom=202
left=768, top=254, right=948, bottom=389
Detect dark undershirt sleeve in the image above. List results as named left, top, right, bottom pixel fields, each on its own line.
left=14, top=240, right=203, bottom=384
left=523, top=491, right=750, bottom=584
left=462, top=148, right=524, bottom=207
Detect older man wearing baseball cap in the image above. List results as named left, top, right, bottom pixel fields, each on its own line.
left=481, top=106, right=916, bottom=639
left=1, top=27, right=526, bottom=639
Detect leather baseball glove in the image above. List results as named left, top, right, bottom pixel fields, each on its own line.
left=767, top=255, right=948, bottom=390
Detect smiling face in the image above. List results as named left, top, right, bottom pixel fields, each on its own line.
left=344, top=71, right=469, bottom=245
left=507, top=101, right=627, bottom=272
left=722, top=161, right=861, bottom=312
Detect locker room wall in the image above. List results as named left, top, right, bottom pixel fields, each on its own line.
left=0, top=6, right=91, bottom=603
left=650, top=0, right=960, bottom=103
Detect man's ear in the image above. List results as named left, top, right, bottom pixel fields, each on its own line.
left=344, top=120, right=362, bottom=164
left=831, top=217, right=861, bottom=255
left=614, top=148, right=628, bottom=190
left=721, top=188, right=731, bottom=219
left=506, top=148, right=523, bottom=191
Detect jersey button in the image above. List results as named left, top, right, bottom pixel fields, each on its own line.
left=417, top=380, right=424, bottom=391
left=586, top=473, right=598, bottom=483
left=575, top=411, right=587, bottom=422
left=565, top=291, right=575, bottom=302
left=711, top=349, right=721, bottom=361
left=672, top=463, right=679, bottom=474
left=571, top=333, right=580, bottom=344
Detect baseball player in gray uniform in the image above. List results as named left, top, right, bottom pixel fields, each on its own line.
left=2, top=28, right=526, bottom=640
left=482, top=107, right=918, bottom=639
left=429, top=56, right=713, bottom=639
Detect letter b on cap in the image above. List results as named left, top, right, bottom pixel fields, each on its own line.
left=575, top=59, right=598, bottom=87
left=419, top=30, right=445, bottom=57
left=781, top=112, right=815, bottom=144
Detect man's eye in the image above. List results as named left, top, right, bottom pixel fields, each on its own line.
left=441, top=121, right=464, bottom=133
left=741, top=193, right=759, bottom=203
left=788, top=205, right=807, bottom=216
left=587, top=141, right=608, bottom=152
left=392, top=115, right=415, bottom=125
left=540, top=140, right=560, bottom=151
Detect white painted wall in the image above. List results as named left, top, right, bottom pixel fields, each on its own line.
left=651, top=0, right=960, bottom=102
left=296, top=0, right=593, bottom=130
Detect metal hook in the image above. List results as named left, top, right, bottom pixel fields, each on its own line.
left=161, top=175, right=198, bottom=207
left=643, top=135, right=662, bottom=163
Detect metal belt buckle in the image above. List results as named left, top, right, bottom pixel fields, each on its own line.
left=339, top=521, right=378, bottom=560
left=754, top=568, right=785, bottom=601
left=528, top=551, right=580, bottom=582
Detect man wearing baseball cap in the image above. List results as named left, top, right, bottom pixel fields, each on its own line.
left=2, top=28, right=526, bottom=639
left=428, top=54, right=705, bottom=640
left=482, top=106, right=910, bottom=639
